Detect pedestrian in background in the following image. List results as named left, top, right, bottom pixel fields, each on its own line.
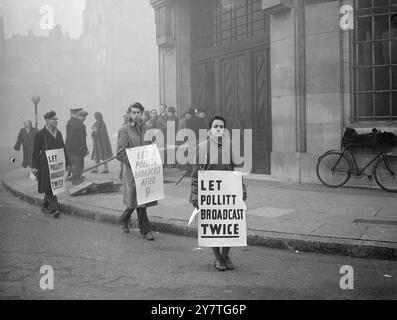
left=14, top=120, right=38, bottom=180
left=91, top=112, right=113, bottom=174
left=185, top=107, right=207, bottom=139
left=65, top=108, right=82, bottom=178
left=166, top=106, right=179, bottom=135
left=175, top=111, right=193, bottom=170
left=159, top=104, right=168, bottom=121
left=117, top=102, right=156, bottom=241
left=141, top=110, right=150, bottom=125
left=165, top=106, right=179, bottom=168
left=177, top=111, right=192, bottom=131
left=65, top=109, right=89, bottom=185
left=158, top=104, right=169, bottom=136
left=146, top=109, right=161, bottom=129
left=119, top=113, right=131, bottom=180
left=184, top=107, right=208, bottom=176
left=32, top=111, right=70, bottom=218
left=190, top=115, right=247, bottom=271
left=197, top=109, right=209, bottom=128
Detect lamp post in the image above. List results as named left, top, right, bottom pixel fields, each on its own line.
left=31, top=95, right=41, bottom=129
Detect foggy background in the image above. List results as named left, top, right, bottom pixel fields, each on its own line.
left=0, top=0, right=159, bottom=158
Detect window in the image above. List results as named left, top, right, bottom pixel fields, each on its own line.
left=353, top=0, right=397, bottom=121
left=193, top=0, right=266, bottom=51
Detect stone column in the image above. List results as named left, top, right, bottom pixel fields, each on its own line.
left=262, top=0, right=303, bottom=179
left=339, top=0, right=354, bottom=127
left=150, top=0, right=191, bottom=114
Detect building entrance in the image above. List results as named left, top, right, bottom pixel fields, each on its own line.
left=191, top=0, right=271, bottom=173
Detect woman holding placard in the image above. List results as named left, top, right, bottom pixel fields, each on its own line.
left=190, top=115, right=247, bottom=271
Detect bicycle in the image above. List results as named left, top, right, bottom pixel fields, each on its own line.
left=316, top=147, right=397, bottom=192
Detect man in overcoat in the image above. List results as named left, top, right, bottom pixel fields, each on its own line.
left=65, top=108, right=89, bottom=185
left=31, top=111, right=70, bottom=218
left=14, top=120, right=38, bottom=178
left=117, top=102, right=156, bottom=241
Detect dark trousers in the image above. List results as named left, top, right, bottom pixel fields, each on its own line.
left=70, top=154, right=84, bottom=184
left=42, top=192, right=59, bottom=212
left=123, top=207, right=151, bottom=235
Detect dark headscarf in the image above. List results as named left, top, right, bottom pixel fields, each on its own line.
left=94, top=112, right=103, bottom=122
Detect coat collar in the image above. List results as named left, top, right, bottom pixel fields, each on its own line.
left=209, top=134, right=227, bottom=147
left=45, top=125, right=58, bottom=138
left=126, top=120, right=144, bottom=133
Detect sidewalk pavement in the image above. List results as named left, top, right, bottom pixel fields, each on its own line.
left=2, top=161, right=397, bottom=261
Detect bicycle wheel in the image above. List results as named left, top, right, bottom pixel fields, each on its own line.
left=374, top=155, right=397, bottom=192
left=316, top=151, right=352, bottom=188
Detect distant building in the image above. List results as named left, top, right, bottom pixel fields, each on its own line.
left=81, top=0, right=159, bottom=110
left=0, top=0, right=159, bottom=147
left=0, top=19, right=82, bottom=136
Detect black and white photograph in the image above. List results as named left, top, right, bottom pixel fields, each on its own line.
left=0, top=0, right=396, bottom=307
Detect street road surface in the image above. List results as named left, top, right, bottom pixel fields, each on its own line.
left=1, top=145, right=396, bottom=299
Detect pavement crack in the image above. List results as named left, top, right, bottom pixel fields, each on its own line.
left=102, top=275, right=138, bottom=286
left=359, top=225, right=370, bottom=239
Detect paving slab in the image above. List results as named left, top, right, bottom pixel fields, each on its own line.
left=310, top=223, right=369, bottom=240
left=3, top=166, right=397, bottom=261
left=247, top=207, right=295, bottom=218
left=360, top=225, right=397, bottom=242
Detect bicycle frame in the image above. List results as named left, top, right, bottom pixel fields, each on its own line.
left=342, top=147, right=387, bottom=177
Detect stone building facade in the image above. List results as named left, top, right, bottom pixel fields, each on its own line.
left=81, top=0, right=159, bottom=113
left=0, top=20, right=82, bottom=141
left=150, top=0, right=397, bottom=184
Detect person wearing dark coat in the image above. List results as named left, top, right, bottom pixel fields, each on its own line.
left=190, top=115, right=247, bottom=272
left=65, top=108, right=81, bottom=179
left=91, top=112, right=113, bottom=174
left=65, top=109, right=89, bottom=185
left=117, top=102, right=156, bottom=241
left=14, top=120, right=38, bottom=178
left=32, top=111, right=70, bottom=218
left=185, top=108, right=208, bottom=139
left=184, top=108, right=208, bottom=175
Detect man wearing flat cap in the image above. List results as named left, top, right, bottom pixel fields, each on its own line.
left=64, top=108, right=81, bottom=178
left=32, top=111, right=70, bottom=218
left=65, top=108, right=89, bottom=185
left=77, top=110, right=88, bottom=121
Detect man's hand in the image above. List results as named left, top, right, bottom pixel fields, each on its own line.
left=192, top=199, right=199, bottom=209
left=31, top=168, right=38, bottom=175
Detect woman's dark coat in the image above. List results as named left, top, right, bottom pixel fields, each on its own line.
left=190, top=137, right=247, bottom=204
left=91, top=118, right=113, bottom=162
left=32, top=127, right=70, bottom=194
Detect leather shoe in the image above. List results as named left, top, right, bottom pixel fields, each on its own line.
left=213, top=258, right=226, bottom=271
left=222, top=256, right=235, bottom=270
left=41, top=207, right=51, bottom=214
left=120, top=211, right=131, bottom=233
left=52, top=210, right=60, bottom=218
left=121, top=224, right=130, bottom=233
left=143, top=231, right=155, bottom=241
